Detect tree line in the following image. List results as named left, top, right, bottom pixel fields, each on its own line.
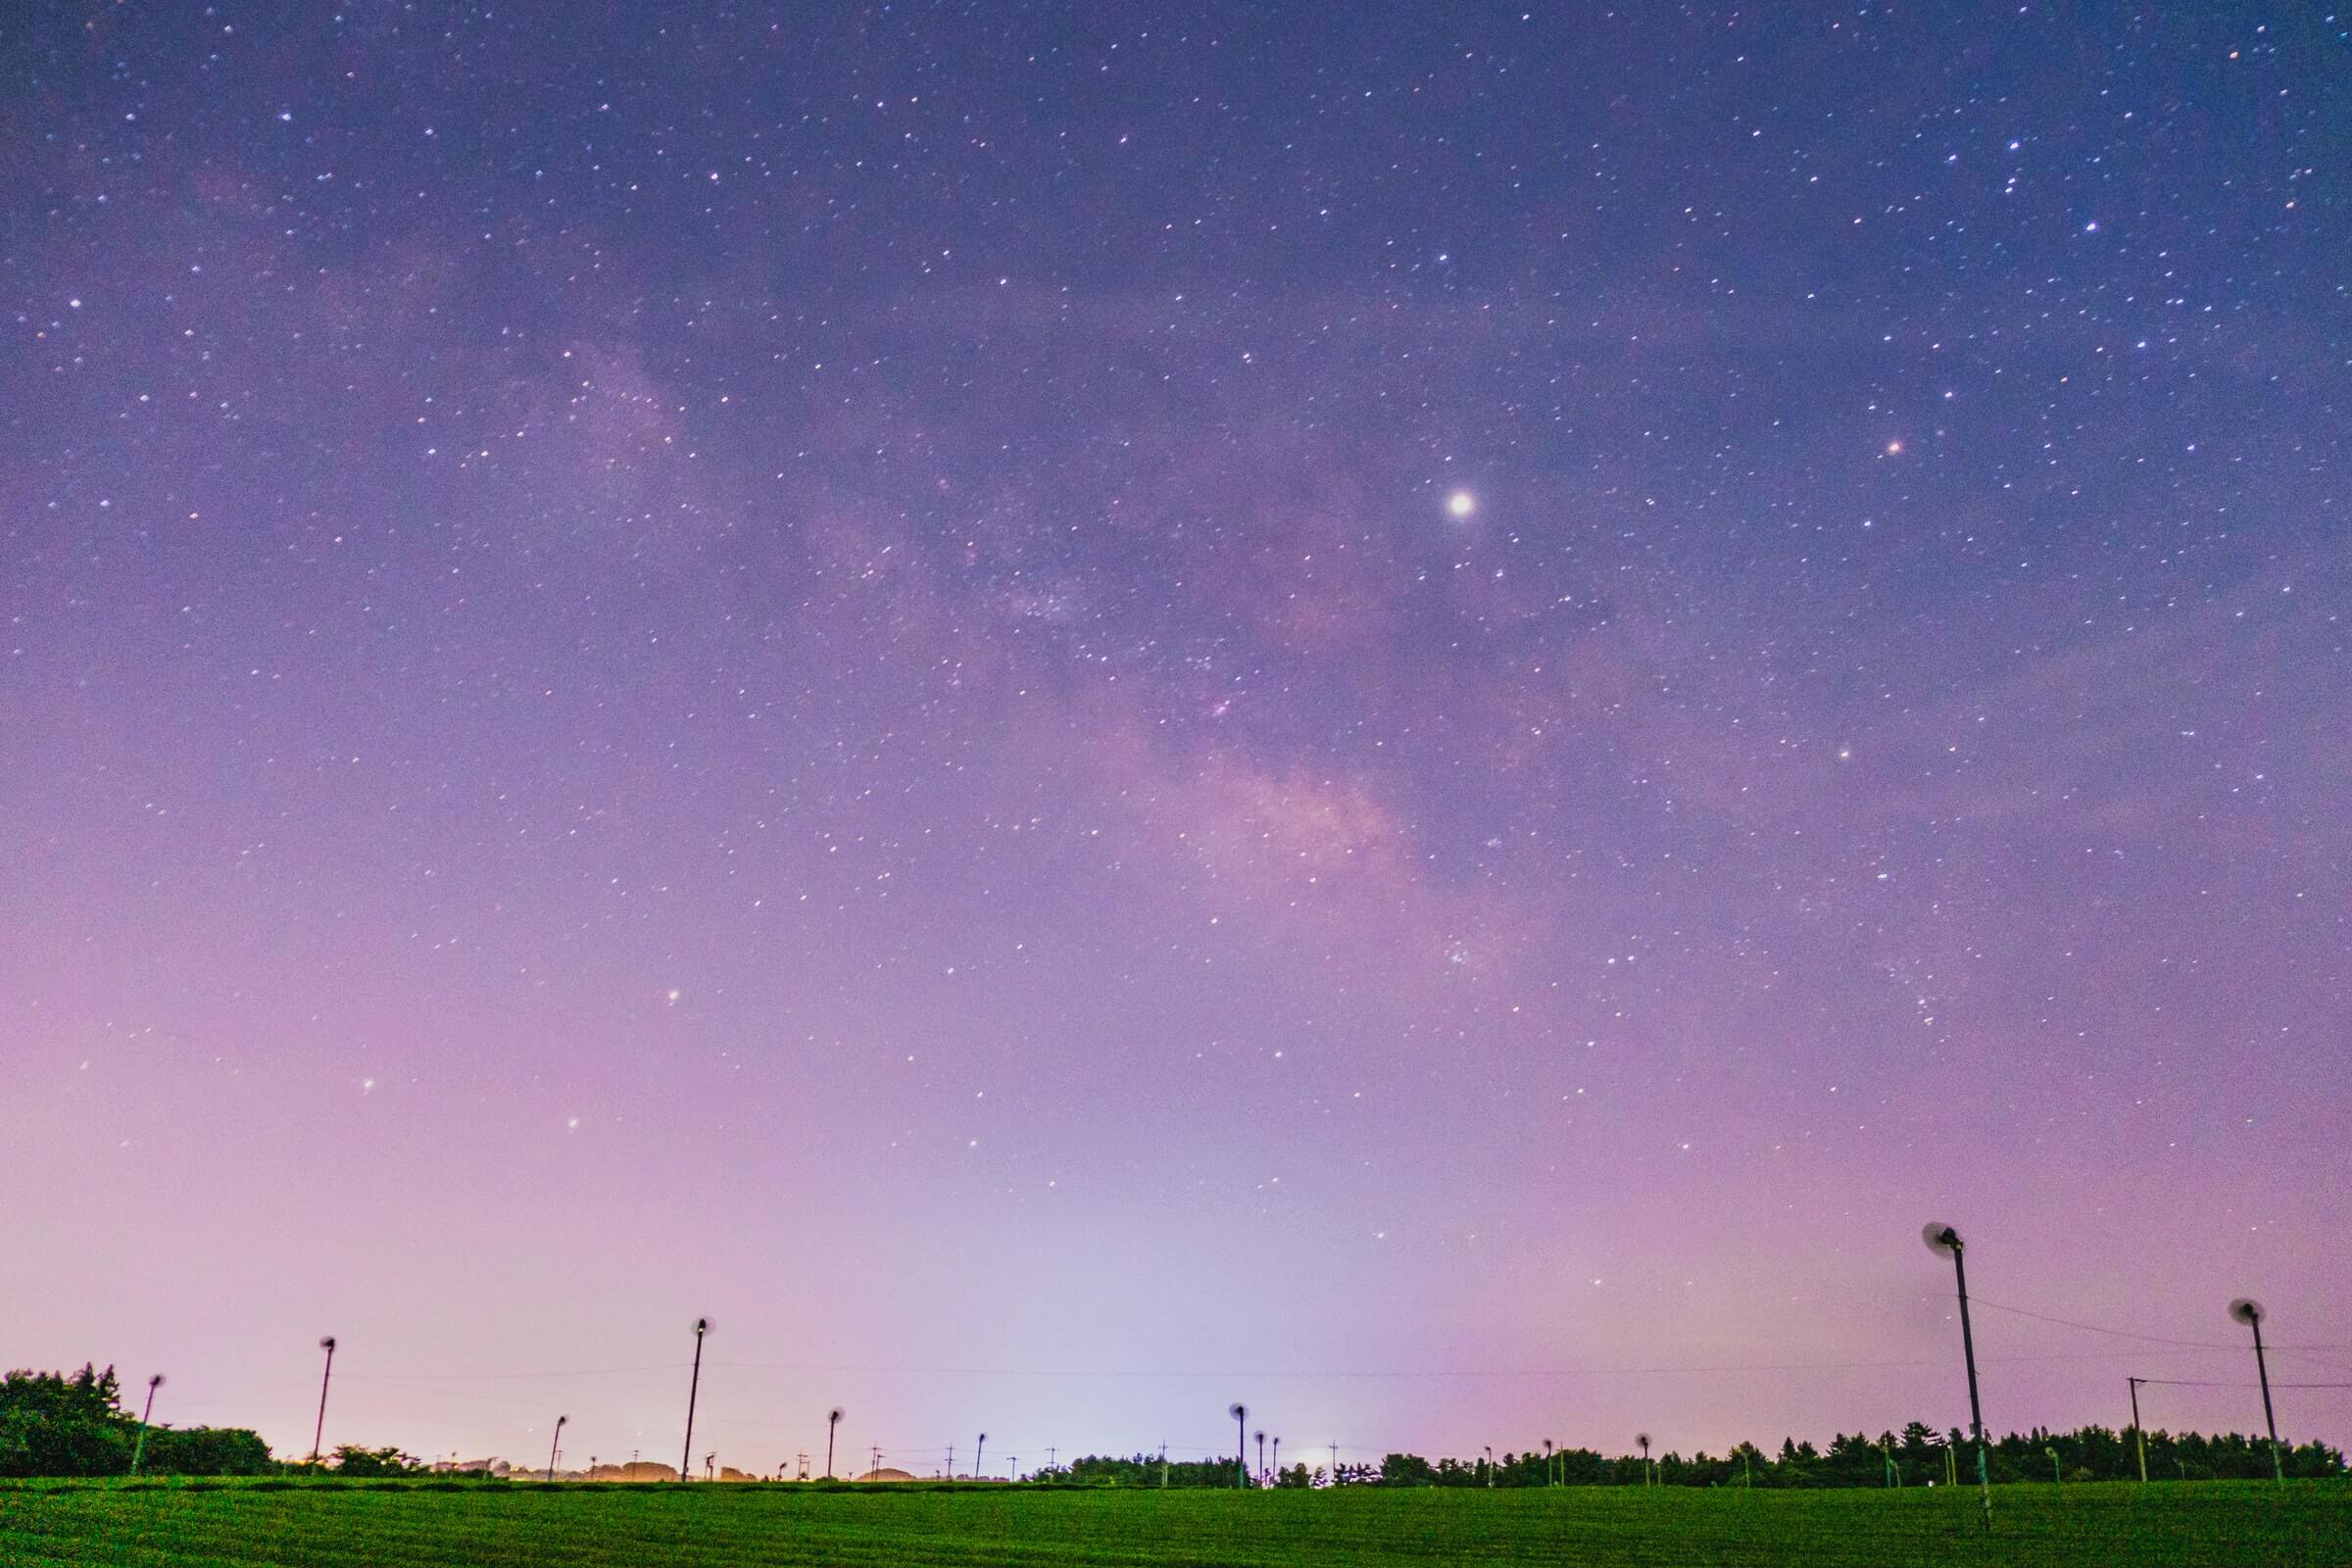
left=5, top=1363, right=2341, bottom=1484
left=0, top=1365, right=462, bottom=1480
left=1, top=1366, right=270, bottom=1479
left=1051, top=1421, right=2340, bottom=1489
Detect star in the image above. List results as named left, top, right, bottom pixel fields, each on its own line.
left=1446, top=490, right=1476, bottom=518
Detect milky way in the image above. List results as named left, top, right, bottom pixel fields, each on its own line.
left=4, top=4, right=2345, bottom=1472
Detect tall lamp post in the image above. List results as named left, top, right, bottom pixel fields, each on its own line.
left=129, top=1375, right=165, bottom=1477
left=2127, top=1378, right=2148, bottom=1484
left=680, top=1318, right=710, bottom=1482
left=827, top=1408, right=844, bottom=1479
left=547, top=1414, right=568, bottom=1483
left=1229, top=1404, right=1248, bottom=1489
left=973, top=1432, right=986, bottom=1481
left=1921, top=1222, right=1991, bottom=1529
left=2228, top=1299, right=2283, bottom=1483
left=311, top=1337, right=338, bottom=1463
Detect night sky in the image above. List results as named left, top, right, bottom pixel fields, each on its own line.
left=5, top=3, right=2347, bottom=1477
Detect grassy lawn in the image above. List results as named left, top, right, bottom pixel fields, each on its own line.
left=1, top=1480, right=2343, bottom=1566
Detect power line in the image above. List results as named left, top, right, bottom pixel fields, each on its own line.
left=2131, top=1378, right=2352, bottom=1391
left=1971, top=1298, right=2247, bottom=1349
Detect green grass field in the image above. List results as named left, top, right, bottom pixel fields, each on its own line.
left=1, top=1480, right=2343, bottom=1566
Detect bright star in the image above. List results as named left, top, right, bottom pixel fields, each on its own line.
left=1446, top=490, right=1475, bottom=518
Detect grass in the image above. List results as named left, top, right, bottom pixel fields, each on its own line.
left=1, top=1479, right=2344, bottom=1566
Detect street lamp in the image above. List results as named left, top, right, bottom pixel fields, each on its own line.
left=827, top=1409, right=844, bottom=1480
left=1922, top=1222, right=1991, bottom=1528
left=129, top=1375, right=165, bottom=1477
left=548, top=1415, right=568, bottom=1483
left=680, top=1318, right=710, bottom=1482
left=1229, top=1404, right=1248, bottom=1489
left=311, top=1338, right=337, bottom=1463
left=2228, top=1299, right=2283, bottom=1483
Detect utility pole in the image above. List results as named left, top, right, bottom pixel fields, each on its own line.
left=1331, top=1441, right=1340, bottom=1485
left=947, top=1445, right=954, bottom=1480
left=2127, top=1379, right=2148, bottom=1484
left=311, top=1338, right=337, bottom=1463
left=130, top=1375, right=165, bottom=1477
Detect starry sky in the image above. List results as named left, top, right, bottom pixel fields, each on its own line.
left=5, top=3, right=2348, bottom=1476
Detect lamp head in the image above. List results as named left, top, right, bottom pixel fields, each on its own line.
left=2229, top=1298, right=2265, bottom=1327
left=319, top=1335, right=337, bottom=1351
left=1920, top=1221, right=1962, bottom=1256
left=1230, top=1402, right=1247, bottom=1420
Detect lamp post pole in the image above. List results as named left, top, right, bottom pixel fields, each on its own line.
left=2230, top=1300, right=2283, bottom=1483
left=1951, top=1239, right=1991, bottom=1525
left=130, top=1375, right=165, bottom=1477
left=680, top=1319, right=710, bottom=1483
left=1923, top=1225, right=1990, bottom=1529
left=311, top=1338, right=337, bottom=1463
left=548, top=1415, right=567, bottom=1483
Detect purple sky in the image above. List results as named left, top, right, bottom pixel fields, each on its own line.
left=4, top=4, right=2346, bottom=1474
